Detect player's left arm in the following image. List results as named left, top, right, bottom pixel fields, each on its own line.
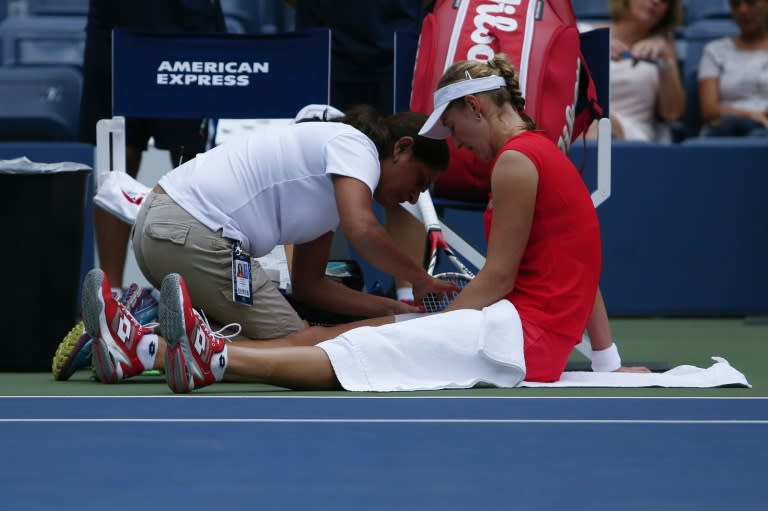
left=445, top=150, right=537, bottom=312
left=586, top=287, right=651, bottom=373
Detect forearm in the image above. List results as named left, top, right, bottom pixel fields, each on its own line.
left=445, top=266, right=515, bottom=312
left=708, top=104, right=766, bottom=122
left=292, top=276, right=408, bottom=318
left=583, top=288, right=625, bottom=372
left=656, top=66, right=685, bottom=121
left=585, top=288, right=613, bottom=351
left=346, top=223, right=428, bottom=287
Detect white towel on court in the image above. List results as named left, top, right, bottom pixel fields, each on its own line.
left=521, top=357, right=751, bottom=388
left=318, top=300, right=751, bottom=391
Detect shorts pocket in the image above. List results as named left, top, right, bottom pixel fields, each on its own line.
left=145, top=222, right=190, bottom=245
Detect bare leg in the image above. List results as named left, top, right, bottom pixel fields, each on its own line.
left=226, top=344, right=340, bottom=389
left=149, top=315, right=394, bottom=372
left=94, top=146, right=142, bottom=287
left=150, top=333, right=338, bottom=388
left=168, top=147, right=198, bottom=169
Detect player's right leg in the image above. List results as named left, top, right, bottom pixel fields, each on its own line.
left=160, top=273, right=231, bottom=393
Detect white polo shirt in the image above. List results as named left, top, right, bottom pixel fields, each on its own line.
left=158, top=122, right=380, bottom=257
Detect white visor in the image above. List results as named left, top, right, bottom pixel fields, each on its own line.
left=418, top=75, right=507, bottom=139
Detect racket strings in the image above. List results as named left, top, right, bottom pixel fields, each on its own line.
left=421, top=273, right=471, bottom=313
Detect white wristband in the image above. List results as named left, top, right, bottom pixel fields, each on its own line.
left=591, top=343, right=621, bottom=372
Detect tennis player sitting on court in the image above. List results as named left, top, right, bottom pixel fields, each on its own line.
left=84, top=54, right=648, bottom=391
left=79, top=106, right=460, bottom=383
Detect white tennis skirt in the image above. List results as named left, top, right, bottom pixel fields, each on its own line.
left=317, top=300, right=526, bottom=392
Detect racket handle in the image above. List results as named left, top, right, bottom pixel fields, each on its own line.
left=416, top=191, right=442, bottom=232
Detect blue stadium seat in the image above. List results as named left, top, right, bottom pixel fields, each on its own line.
left=0, top=14, right=86, bottom=66
left=572, top=0, right=610, bottom=23
left=684, top=0, right=731, bottom=24
left=220, top=0, right=294, bottom=34
left=224, top=14, right=247, bottom=34
left=258, top=0, right=295, bottom=33
left=25, top=0, right=89, bottom=16
left=679, top=18, right=739, bottom=137
left=220, top=0, right=262, bottom=33
left=0, top=65, right=82, bottom=141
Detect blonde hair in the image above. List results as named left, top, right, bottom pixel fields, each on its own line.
left=436, top=53, right=537, bottom=131
left=607, top=0, right=683, bottom=35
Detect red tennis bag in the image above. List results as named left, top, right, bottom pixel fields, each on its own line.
left=411, top=0, right=602, bottom=201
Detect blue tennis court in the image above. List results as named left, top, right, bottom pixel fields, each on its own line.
left=2, top=396, right=765, bottom=510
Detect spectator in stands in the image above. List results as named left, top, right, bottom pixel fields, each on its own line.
left=698, top=0, right=768, bottom=137
left=78, top=0, right=227, bottom=291
left=585, top=0, right=686, bottom=142
left=80, top=107, right=458, bottom=384
left=81, top=53, right=647, bottom=394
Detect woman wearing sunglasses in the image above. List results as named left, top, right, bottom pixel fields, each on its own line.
left=698, top=0, right=768, bottom=137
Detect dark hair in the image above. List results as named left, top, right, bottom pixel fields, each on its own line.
left=437, top=54, right=537, bottom=131
left=336, top=105, right=450, bottom=170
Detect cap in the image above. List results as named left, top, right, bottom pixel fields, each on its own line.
left=418, top=75, right=507, bottom=139
left=292, top=104, right=344, bottom=123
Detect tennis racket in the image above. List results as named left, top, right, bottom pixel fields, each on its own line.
left=421, top=272, right=472, bottom=313
left=416, top=191, right=475, bottom=312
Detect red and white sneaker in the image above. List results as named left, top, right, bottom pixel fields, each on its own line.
left=82, top=269, right=155, bottom=383
left=160, top=273, right=239, bottom=393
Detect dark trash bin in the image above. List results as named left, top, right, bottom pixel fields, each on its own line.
left=0, top=157, right=92, bottom=371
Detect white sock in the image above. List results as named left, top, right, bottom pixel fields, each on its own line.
left=210, top=343, right=228, bottom=381
left=137, top=334, right=159, bottom=370
left=396, top=287, right=414, bottom=302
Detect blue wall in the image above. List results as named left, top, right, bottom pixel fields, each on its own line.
left=576, top=139, right=768, bottom=316
left=3, top=139, right=765, bottom=317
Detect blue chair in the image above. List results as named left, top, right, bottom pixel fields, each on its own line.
left=258, top=0, right=295, bottom=33
left=684, top=0, right=731, bottom=24
left=680, top=18, right=739, bottom=137
left=220, top=0, right=264, bottom=33
left=220, top=0, right=295, bottom=34
left=0, top=65, right=82, bottom=141
left=0, top=14, right=86, bottom=66
left=572, top=0, right=610, bottom=23
left=25, top=0, right=89, bottom=16
left=224, top=14, right=247, bottom=34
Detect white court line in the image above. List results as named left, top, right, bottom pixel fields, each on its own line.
left=1, top=396, right=766, bottom=400
left=1, top=418, right=766, bottom=424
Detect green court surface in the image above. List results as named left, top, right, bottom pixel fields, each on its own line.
left=1, top=318, right=765, bottom=397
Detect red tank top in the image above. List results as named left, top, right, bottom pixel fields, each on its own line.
left=483, top=131, right=601, bottom=339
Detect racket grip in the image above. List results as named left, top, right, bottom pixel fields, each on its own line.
left=416, top=191, right=441, bottom=231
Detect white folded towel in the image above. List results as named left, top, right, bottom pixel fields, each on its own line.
left=520, top=357, right=751, bottom=388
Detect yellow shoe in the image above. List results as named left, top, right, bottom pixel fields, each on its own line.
left=51, top=321, right=93, bottom=381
